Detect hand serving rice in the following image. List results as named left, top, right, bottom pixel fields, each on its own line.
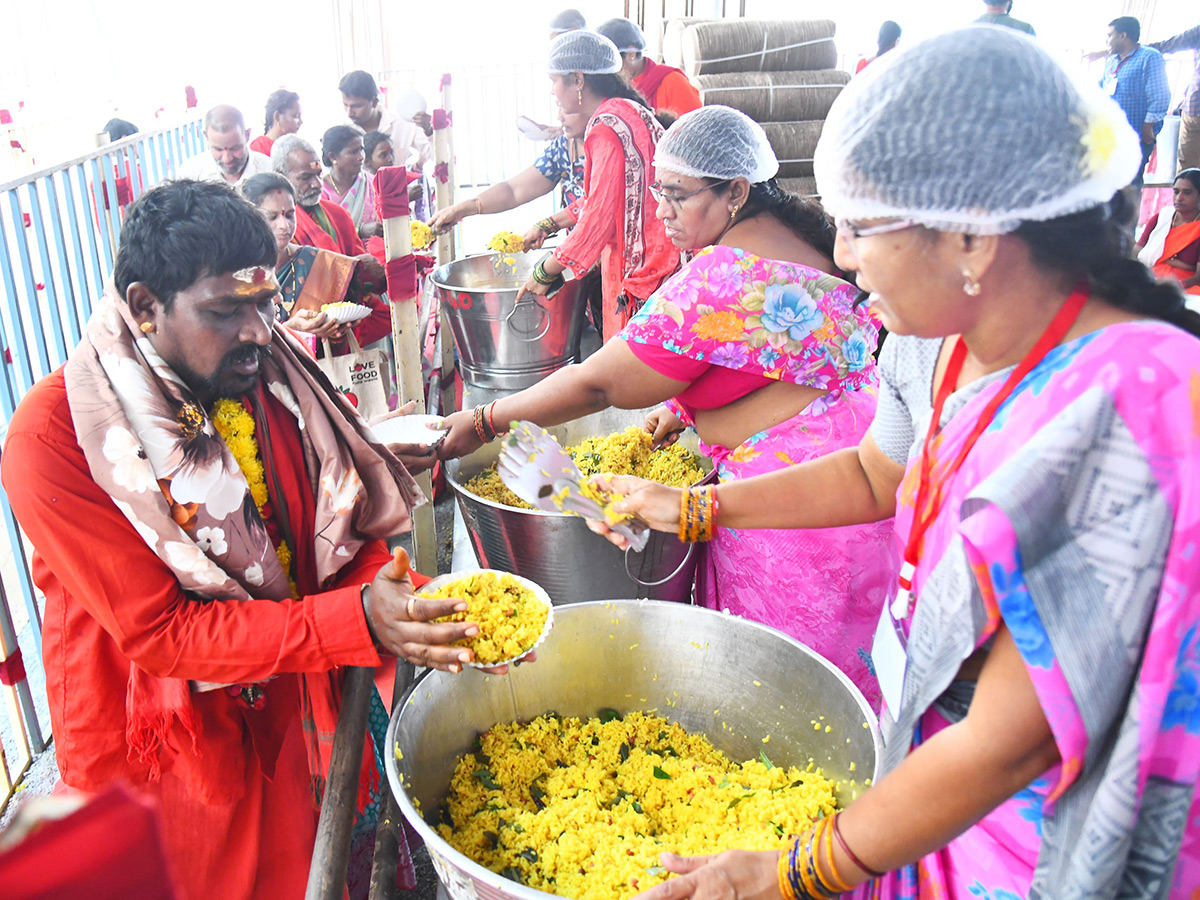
left=435, top=711, right=839, bottom=900
left=466, top=426, right=706, bottom=510
left=420, top=571, right=551, bottom=666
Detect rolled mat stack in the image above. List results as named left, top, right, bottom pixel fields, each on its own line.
left=680, top=20, right=839, bottom=77
left=662, top=18, right=849, bottom=198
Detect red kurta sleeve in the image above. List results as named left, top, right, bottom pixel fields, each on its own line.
left=1, top=374, right=383, bottom=687
left=554, top=127, right=624, bottom=280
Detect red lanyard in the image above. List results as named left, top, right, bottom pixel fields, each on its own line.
left=890, top=286, right=1090, bottom=622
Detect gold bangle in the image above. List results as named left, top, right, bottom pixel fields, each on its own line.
left=677, top=487, right=691, bottom=542
left=473, top=197, right=483, bottom=215
left=821, top=816, right=854, bottom=893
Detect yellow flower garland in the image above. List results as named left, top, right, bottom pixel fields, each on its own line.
left=211, top=398, right=297, bottom=597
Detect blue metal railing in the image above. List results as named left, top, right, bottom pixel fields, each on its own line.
left=0, top=116, right=204, bottom=811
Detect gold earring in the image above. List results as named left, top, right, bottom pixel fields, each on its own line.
left=730, top=205, right=739, bottom=220
left=577, top=88, right=584, bottom=106
left=962, top=270, right=981, bottom=296
left=140, top=321, right=156, bottom=334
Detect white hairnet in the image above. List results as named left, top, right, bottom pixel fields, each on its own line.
left=549, top=8, right=587, bottom=35
left=814, top=26, right=1143, bottom=235
left=596, top=17, right=646, bottom=53
left=654, top=105, right=780, bottom=184
left=547, top=31, right=623, bottom=75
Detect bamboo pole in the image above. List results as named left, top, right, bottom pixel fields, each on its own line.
left=379, top=171, right=438, bottom=575
left=433, top=76, right=458, bottom=416
left=305, top=665, right=374, bottom=900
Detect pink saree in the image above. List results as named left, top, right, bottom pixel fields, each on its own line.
left=623, top=244, right=895, bottom=704
left=867, top=321, right=1200, bottom=898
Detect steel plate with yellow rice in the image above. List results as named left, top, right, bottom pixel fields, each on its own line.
left=466, top=426, right=706, bottom=510
left=433, top=711, right=838, bottom=900
left=421, top=570, right=553, bottom=667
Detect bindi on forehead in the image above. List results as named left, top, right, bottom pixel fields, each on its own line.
left=228, top=268, right=280, bottom=298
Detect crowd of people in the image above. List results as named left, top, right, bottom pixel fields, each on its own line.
left=4, top=5, right=1200, bottom=900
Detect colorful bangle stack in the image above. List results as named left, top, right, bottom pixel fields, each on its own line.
left=532, top=261, right=557, bottom=285
left=777, top=813, right=881, bottom=900
left=677, top=485, right=718, bottom=543
left=536, top=217, right=560, bottom=236
left=472, top=401, right=506, bottom=444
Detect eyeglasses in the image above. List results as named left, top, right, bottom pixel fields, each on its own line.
left=649, top=179, right=731, bottom=211
left=835, top=218, right=920, bottom=239
left=835, top=218, right=919, bottom=257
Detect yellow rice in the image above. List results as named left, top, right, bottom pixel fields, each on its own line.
left=465, top=427, right=706, bottom=510
left=411, top=220, right=436, bottom=250
left=421, top=572, right=549, bottom=664
left=435, top=712, right=837, bottom=900
left=487, top=231, right=526, bottom=253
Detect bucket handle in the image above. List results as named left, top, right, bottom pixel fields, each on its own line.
left=624, top=541, right=695, bottom=588
left=505, top=291, right=553, bottom=343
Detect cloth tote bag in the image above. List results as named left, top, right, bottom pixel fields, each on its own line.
left=317, top=333, right=391, bottom=420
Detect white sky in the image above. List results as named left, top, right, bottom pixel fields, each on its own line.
left=2, top=0, right=1197, bottom=175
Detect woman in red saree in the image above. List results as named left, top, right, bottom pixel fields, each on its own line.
left=1137, top=167, right=1200, bottom=296
left=516, top=30, right=679, bottom=340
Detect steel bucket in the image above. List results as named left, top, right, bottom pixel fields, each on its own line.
left=385, top=600, right=882, bottom=900
left=447, top=406, right=711, bottom=605
left=432, top=252, right=588, bottom=390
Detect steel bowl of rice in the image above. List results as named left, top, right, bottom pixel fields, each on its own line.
left=386, top=600, right=882, bottom=900
left=420, top=569, right=554, bottom=668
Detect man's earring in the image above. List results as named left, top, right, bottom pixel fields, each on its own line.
left=140, top=321, right=156, bottom=334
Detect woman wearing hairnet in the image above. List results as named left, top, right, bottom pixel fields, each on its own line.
left=439, top=106, right=893, bottom=705
left=514, top=30, right=679, bottom=339
left=601, top=27, right=1200, bottom=898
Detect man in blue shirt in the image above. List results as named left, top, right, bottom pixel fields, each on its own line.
left=1102, top=16, right=1170, bottom=188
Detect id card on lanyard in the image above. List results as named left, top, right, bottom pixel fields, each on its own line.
left=1105, top=52, right=1133, bottom=96
left=871, top=287, right=1090, bottom=720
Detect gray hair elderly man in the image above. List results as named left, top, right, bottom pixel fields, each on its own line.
left=270, top=133, right=385, bottom=280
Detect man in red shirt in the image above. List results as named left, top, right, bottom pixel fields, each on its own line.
left=0, top=180, right=485, bottom=899
left=596, top=17, right=701, bottom=119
